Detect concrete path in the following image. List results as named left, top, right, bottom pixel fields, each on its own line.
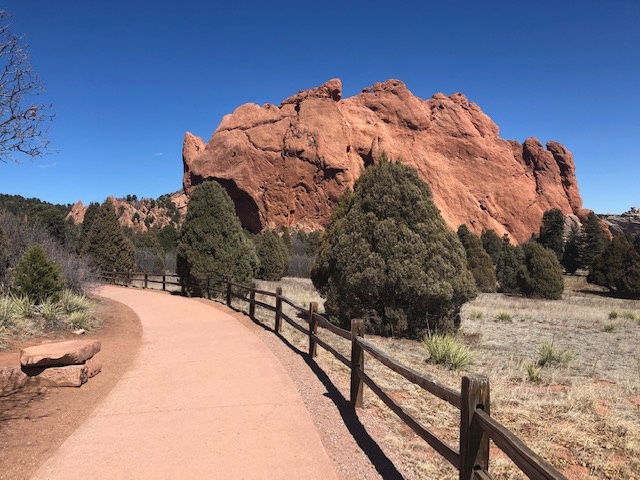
left=31, top=286, right=337, bottom=480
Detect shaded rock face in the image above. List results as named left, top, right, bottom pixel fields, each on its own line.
left=600, top=208, right=640, bottom=237
left=183, top=79, right=584, bottom=242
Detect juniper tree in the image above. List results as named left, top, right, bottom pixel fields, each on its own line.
left=12, top=244, right=64, bottom=301
left=457, top=225, right=496, bottom=292
left=588, top=235, right=630, bottom=291
left=254, top=230, right=289, bottom=281
left=562, top=223, right=584, bottom=274
left=481, top=229, right=503, bottom=265
left=517, top=241, right=564, bottom=300
left=311, top=158, right=476, bottom=337
left=82, top=199, right=135, bottom=273
left=177, top=181, right=258, bottom=291
left=582, top=212, right=609, bottom=268
left=495, top=234, right=522, bottom=294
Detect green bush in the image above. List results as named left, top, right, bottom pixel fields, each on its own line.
left=177, top=181, right=258, bottom=292
left=423, top=334, right=474, bottom=371
left=517, top=242, right=564, bottom=300
left=311, top=158, right=476, bottom=337
left=457, top=225, right=497, bottom=292
left=254, top=230, right=289, bottom=281
left=12, top=245, right=64, bottom=302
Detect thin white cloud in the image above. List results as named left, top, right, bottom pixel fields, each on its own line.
left=154, top=152, right=163, bottom=157
left=38, top=162, right=58, bottom=169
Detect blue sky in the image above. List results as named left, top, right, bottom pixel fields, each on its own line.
left=1, top=0, right=638, bottom=214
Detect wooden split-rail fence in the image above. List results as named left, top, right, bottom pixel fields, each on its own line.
left=102, top=271, right=566, bottom=480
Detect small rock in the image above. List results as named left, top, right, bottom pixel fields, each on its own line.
left=73, top=329, right=86, bottom=335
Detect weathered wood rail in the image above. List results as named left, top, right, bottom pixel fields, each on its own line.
left=101, top=271, right=566, bottom=480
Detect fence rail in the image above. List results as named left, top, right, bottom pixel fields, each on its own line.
left=100, top=271, right=566, bottom=480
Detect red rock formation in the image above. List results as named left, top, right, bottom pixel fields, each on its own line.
left=183, top=79, right=585, bottom=242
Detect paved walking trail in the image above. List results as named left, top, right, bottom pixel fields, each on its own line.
left=31, top=286, right=337, bottom=480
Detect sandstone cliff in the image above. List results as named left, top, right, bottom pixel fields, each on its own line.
left=600, top=208, right=640, bottom=237
left=182, top=79, right=585, bottom=243
left=67, top=191, right=187, bottom=232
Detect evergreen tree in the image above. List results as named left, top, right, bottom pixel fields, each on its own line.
left=311, top=158, right=476, bottom=337
left=457, top=225, right=497, bottom=292
left=0, top=226, right=7, bottom=283
left=517, top=241, right=564, bottom=300
left=12, top=244, right=64, bottom=302
left=82, top=199, right=135, bottom=273
left=539, top=208, right=565, bottom=261
left=495, top=234, right=523, bottom=294
left=587, top=235, right=630, bottom=291
left=177, top=181, right=258, bottom=291
left=133, top=231, right=165, bottom=274
left=617, top=237, right=640, bottom=298
left=481, top=229, right=503, bottom=265
left=562, top=223, right=584, bottom=274
left=582, top=212, right=609, bottom=268
left=254, top=230, right=289, bottom=281
left=77, top=202, right=101, bottom=254
left=157, top=224, right=179, bottom=253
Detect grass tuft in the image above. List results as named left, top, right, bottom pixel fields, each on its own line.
left=608, top=311, right=618, bottom=319
left=602, top=322, right=617, bottom=333
left=0, top=297, right=18, bottom=327
left=11, top=294, right=37, bottom=318
left=621, top=310, right=637, bottom=320
left=525, top=362, right=542, bottom=383
left=423, top=333, right=474, bottom=371
left=495, top=311, right=512, bottom=322
left=537, top=340, right=574, bottom=367
left=39, top=297, right=64, bottom=328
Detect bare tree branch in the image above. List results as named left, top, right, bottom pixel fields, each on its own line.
left=0, top=10, right=54, bottom=163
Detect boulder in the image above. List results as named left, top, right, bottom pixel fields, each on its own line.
left=20, top=340, right=101, bottom=368
left=182, top=78, right=589, bottom=243
left=22, top=364, right=88, bottom=387
left=85, top=356, right=102, bottom=378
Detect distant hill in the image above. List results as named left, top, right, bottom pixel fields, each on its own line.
left=0, top=194, right=71, bottom=217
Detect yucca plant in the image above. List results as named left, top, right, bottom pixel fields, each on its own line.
left=537, top=340, right=574, bottom=367
left=66, top=310, right=92, bottom=330
left=11, top=294, right=37, bottom=319
left=0, top=297, right=17, bottom=328
left=39, top=297, right=64, bottom=327
left=423, top=333, right=474, bottom=371
left=61, top=289, right=90, bottom=314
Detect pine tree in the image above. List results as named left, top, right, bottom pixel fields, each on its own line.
left=561, top=223, right=584, bottom=274
left=496, top=234, right=523, bottom=293
left=457, top=225, right=497, bottom=292
left=587, top=235, right=630, bottom=291
left=311, top=158, right=476, bottom=337
left=539, top=208, right=565, bottom=261
left=177, top=181, right=258, bottom=291
left=82, top=199, right=135, bottom=273
left=517, top=241, right=564, bottom=300
left=12, top=244, right=64, bottom=302
left=582, top=212, right=609, bottom=268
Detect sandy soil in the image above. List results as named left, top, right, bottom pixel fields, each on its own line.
left=0, top=297, right=142, bottom=480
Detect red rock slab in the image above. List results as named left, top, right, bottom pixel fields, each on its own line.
left=22, top=365, right=88, bottom=387
left=85, top=356, right=102, bottom=378
left=20, top=340, right=101, bottom=368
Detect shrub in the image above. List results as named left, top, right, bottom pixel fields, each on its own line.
left=588, top=236, right=630, bottom=291
left=495, top=235, right=523, bottom=294
left=481, top=229, right=503, bottom=265
left=423, top=333, right=474, bottom=371
left=517, top=241, right=564, bottom=300
left=177, top=181, right=258, bottom=291
left=537, top=341, right=573, bottom=367
left=608, top=311, right=619, bottom=319
left=39, top=297, right=63, bottom=326
left=621, top=311, right=637, bottom=320
left=602, top=322, right=617, bottom=333
left=12, top=244, right=64, bottom=302
left=311, top=158, right=476, bottom=337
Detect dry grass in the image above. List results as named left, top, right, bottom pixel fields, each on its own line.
left=238, top=276, right=639, bottom=480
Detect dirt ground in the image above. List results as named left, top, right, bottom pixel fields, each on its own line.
left=0, top=296, right=142, bottom=480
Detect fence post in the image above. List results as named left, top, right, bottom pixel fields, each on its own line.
left=460, top=375, right=490, bottom=480
left=206, top=276, right=211, bottom=300
left=275, top=287, right=283, bottom=333
left=249, top=282, right=256, bottom=319
left=144, top=273, right=148, bottom=289
left=112, top=269, right=116, bottom=285
left=308, top=302, right=318, bottom=357
left=350, top=319, right=365, bottom=408
left=162, top=274, right=166, bottom=291
left=226, top=278, right=232, bottom=307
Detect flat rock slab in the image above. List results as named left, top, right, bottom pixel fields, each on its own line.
left=21, top=340, right=101, bottom=368
left=85, top=356, right=102, bottom=378
left=23, top=364, right=88, bottom=387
